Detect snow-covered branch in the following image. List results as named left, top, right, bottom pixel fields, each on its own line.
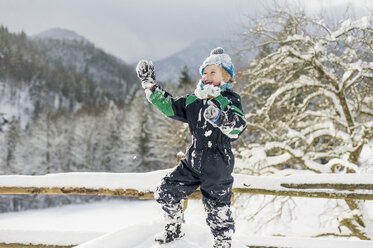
left=261, top=76, right=337, bottom=117
left=330, top=16, right=373, bottom=40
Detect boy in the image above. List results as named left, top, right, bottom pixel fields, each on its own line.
left=136, top=47, right=247, bottom=248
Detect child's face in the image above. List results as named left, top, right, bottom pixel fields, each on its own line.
left=202, top=65, right=228, bottom=87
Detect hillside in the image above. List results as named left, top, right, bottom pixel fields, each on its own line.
left=0, top=27, right=177, bottom=212
left=31, top=28, right=138, bottom=100
left=0, top=26, right=138, bottom=124
left=32, top=27, right=90, bottom=43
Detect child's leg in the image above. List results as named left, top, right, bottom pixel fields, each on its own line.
left=202, top=184, right=235, bottom=246
left=155, top=160, right=200, bottom=222
left=154, top=160, right=200, bottom=243
left=200, top=150, right=235, bottom=246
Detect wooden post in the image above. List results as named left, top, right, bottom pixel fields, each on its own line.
left=182, top=199, right=188, bottom=221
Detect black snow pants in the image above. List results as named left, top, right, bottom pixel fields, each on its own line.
left=155, top=147, right=235, bottom=243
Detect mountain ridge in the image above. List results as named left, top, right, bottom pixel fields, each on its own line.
left=32, top=28, right=226, bottom=85
left=153, top=40, right=235, bottom=84
left=32, top=27, right=90, bottom=44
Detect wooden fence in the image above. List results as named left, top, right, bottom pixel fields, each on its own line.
left=1, top=171, right=373, bottom=200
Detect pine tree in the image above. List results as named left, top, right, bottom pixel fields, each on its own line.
left=97, top=102, right=131, bottom=172
left=4, top=119, right=21, bottom=170
left=178, top=65, right=194, bottom=91
left=0, top=116, right=8, bottom=173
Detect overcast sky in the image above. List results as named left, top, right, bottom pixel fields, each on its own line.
left=0, top=0, right=372, bottom=63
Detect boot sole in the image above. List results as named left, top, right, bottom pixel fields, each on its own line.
left=155, top=233, right=185, bottom=244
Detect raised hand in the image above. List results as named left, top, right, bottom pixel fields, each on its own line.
left=136, top=60, right=156, bottom=89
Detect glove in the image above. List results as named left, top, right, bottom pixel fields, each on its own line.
left=136, top=60, right=156, bottom=89
left=204, top=101, right=221, bottom=125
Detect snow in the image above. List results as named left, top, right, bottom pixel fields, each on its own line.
left=1, top=170, right=373, bottom=247
left=0, top=199, right=373, bottom=247
left=0, top=81, right=34, bottom=128
left=2, top=169, right=373, bottom=244
left=0, top=170, right=173, bottom=192
left=1, top=170, right=373, bottom=196
left=233, top=173, right=373, bottom=193
left=262, top=76, right=337, bottom=117
left=0, top=200, right=162, bottom=246
left=0, top=230, right=101, bottom=246
left=76, top=221, right=216, bottom=248
left=330, top=16, right=371, bottom=39
left=238, top=235, right=373, bottom=248
left=194, top=80, right=221, bottom=99
left=0, top=199, right=214, bottom=247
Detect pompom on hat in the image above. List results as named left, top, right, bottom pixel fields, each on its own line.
left=199, top=47, right=234, bottom=79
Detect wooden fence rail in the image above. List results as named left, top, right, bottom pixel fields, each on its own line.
left=0, top=171, right=373, bottom=201
left=1, top=185, right=373, bottom=201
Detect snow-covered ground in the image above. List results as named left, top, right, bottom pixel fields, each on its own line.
left=1, top=168, right=373, bottom=247
left=0, top=199, right=212, bottom=247
left=0, top=199, right=164, bottom=246
left=1, top=199, right=373, bottom=247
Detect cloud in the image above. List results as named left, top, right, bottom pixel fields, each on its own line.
left=0, top=0, right=256, bottom=62
left=0, top=0, right=371, bottom=63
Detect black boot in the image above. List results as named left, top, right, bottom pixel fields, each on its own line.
left=213, top=238, right=232, bottom=248
left=155, top=222, right=185, bottom=244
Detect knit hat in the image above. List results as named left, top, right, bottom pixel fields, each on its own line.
left=199, top=47, right=234, bottom=79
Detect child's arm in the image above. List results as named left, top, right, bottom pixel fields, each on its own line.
left=136, top=60, right=188, bottom=123
left=204, top=94, right=247, bottom=140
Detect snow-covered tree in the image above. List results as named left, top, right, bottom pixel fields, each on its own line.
left=70, top=109, right=102, bottom=171
left=237, top=7, right=373, bottom=240
left=126, top=89, right=159, bottom=171
left=13, top=110, right=65, bottom=174
left=2, top=118, right=21, bottom=171
left=95, top=102, right=133, bottom=172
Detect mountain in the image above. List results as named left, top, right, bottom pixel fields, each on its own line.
left=0, top=26, right=180, bottom=212
left=32, top=27, right=90, bottom=44
left=153, top=40, right=220, bottom=84
left=31, top=28, right=138, bottom=100
left=0, top=26, right=138, bottom=125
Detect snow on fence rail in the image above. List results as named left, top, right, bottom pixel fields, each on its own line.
left=1, top=169, right=373, bottom=200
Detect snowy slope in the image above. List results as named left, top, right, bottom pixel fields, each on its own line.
left=76, top=221, right=216, bottom=248
left=0, top=81, right=34, bottom=128
left=1, top=200, right=373, bottom=247
left=0, top=200, right=162, bottom=246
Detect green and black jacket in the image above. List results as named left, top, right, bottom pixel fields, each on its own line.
left=147, top=84, right=246, bottom=172
left=148, top=84, right=246, bottom=140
